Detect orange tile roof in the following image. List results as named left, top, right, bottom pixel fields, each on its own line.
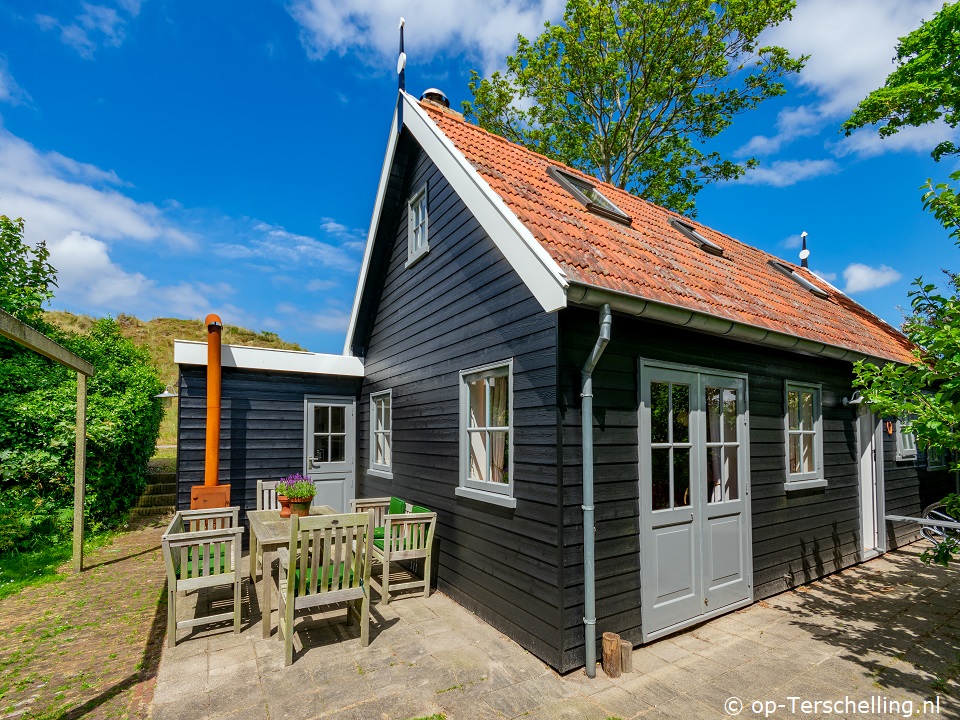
left=421, top=101, right=915, bottom=365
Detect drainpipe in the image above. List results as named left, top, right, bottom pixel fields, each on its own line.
left=204, top=314, right=222, bottom=487
left=581, top=304, right=611, bottom=678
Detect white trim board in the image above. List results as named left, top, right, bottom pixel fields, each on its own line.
left=343, top=91, right=569, bottom=356
left=174, top=340, right=364, bottom=376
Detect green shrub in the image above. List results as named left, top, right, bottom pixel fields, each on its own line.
left=0, top=318, right=163, bottom=552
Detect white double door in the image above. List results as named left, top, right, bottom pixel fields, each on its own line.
left=639, top=364, right=753, bottom=641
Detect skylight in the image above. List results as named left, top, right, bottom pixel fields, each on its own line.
left=769, top=260, right=829, bottom=299
left=547, top=166, right=631, bottom=225
left=670, top=218, right=724, bottom=256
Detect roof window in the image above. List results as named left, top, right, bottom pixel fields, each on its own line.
left=670, top=218, right=724, bottom=256
left=769, top=260, right=829, bottom=299
left=547, top=166, right=631, bottom=225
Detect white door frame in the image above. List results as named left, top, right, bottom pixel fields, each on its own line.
left=303, top=395, right=356, bottom=512
left=857, top=406, right=885, bottom=558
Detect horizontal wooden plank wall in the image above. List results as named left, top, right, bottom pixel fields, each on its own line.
left=354, top=138, right=564, bottom=669
left=176, top=366, right=360, bottom=530
left=559, top=306, right=878, bottom=672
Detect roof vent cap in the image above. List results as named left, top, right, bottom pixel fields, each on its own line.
left=420, top=88, right=450, bottom=108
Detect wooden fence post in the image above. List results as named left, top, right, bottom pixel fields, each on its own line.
left=73, top=372, right=87, bottom=573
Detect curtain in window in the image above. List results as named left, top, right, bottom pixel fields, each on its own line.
left=490, top=376, right=508, bottom=483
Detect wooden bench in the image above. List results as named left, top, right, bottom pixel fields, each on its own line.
left=161, top=507, right=245, bottom=647
left=350, top=497, right=436, bottom=604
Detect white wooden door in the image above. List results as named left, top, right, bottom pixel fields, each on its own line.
left=304, top=396, right=355, bottom=512
left=640, top=364, right=752, bottom=640
left=858, top=407, right=884, bottom=557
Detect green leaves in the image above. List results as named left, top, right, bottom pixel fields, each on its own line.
left=463, top=0, right=804, bottom=216
left=0, top=215, right=57, bottom=329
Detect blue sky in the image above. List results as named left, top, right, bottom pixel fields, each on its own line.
left=0, top=0, right=955, bottom=353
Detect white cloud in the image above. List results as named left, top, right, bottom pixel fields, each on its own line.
left=812, top=269, right=837, bottom=282
left=736, top=159, right=839, bottom=187
left=780, top=233, right=803, bottom=249
left=36, top=1, right=141, bottom=59
left=0, top=59, right=30, bottom=106
left=215, top=221, right=361, bottom=272
left=745, top=1, right=947, bottom=157
left=310, top=310, right=352, bottom=332
left=287, top=0, right=566, bottom=72
left=306, top=279, right=337, bottom=292
left=842, top=263, right=902, bottom=293
left=832, top=121, right=956, bottom=159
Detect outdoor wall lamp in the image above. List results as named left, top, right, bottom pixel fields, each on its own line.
left=842, top=391, right=864, bottom=407
left=154, top=384, right=179, bottom=407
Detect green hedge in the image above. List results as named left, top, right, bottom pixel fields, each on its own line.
left=0, top=318, right=163, bottom=553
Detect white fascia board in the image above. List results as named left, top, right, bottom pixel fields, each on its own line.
left=343, top=110, right=400, bottom=356
left=401, top=92, right=568, bottom=313
left=174, top=340, right=364, bottom=377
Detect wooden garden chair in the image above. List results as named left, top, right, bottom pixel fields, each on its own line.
left=276, top=512, right=373, bottom=666
left=252, top=479, right=281, bottom=577
left=161, top=507, right=244, bottom=647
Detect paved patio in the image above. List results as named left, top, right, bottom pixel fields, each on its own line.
left=151, top=545, right=960, bottom=720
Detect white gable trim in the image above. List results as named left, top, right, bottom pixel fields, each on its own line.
left=343, top=92, right=568, bottom=355
left=175, top=340, right=364, bottom=376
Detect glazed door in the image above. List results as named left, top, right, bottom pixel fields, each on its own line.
left=640, top=364, right=752, bottom=640
left=304, top=396, right=355, bottom=512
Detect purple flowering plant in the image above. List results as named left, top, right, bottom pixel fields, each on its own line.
left=277, top=473, right=315, bottom=500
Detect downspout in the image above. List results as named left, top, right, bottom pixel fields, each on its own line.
left=204, top=314, right=222, bottom=487
left=581, top=304, right=611, bottom=678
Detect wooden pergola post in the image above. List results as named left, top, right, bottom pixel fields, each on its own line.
left=0, top=309, right=95, bottom=572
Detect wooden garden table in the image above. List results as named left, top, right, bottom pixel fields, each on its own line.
left=247, top=506, right=335, bottom=638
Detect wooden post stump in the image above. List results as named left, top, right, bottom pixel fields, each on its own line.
left=620, top=639, right=632, bottom=673
left=602, top=632, right=621, bottom=678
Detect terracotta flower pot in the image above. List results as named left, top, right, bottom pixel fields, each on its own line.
left=277, top=495, right=291, bottom=519
left=289, top=499, right=312, bottom=518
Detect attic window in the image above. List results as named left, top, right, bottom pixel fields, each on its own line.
left=769, top=260, right=829, bottom=299
left=670, top=218, right=724, bottom=256
left=547, top=166, right=631, bottom=225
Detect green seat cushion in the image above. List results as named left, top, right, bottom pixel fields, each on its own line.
left=373, top=526, right=385, bottom=540
left=180, top=546, right=228, bottom=578
left=291, top=562, right=358, bottom=594
left=389, top=496, right=406, bottom=515
left=411, top=505, right=431, bottom=514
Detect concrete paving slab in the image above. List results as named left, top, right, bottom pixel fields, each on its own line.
left=150, top=544, right=960, bottom=720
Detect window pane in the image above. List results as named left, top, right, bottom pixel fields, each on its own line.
left=706, top=446, right=722, bottom=503
left=724, top=446, right=739, bottom=501
left=375, top=433, right=385, bottom=465
left=316, top=407, right=329, bottom=434
left=383, top=401, right=390, bottom=430
left=468, top=379, right=486, bottom=428
left=801, top=392, right=814, bottom=430
left=490, top=375, right=509, bottom=427
left=801, top=433, right=814, bottom=473
left=651, top=383, right=669, bottom=443
left=330, top=435, right=345, bottom=463
left=723, top=389, right=738, bottom=441
left=706, top=387, right=721, bottom=444
left=651, top=448, right=670, bottom=510
left=314, top=435, right=328, bottom=463
left=674, top=448, right=691, bottom=507
left=788, top=391, right=799, bottom=431
left=789, top=435, right=801, bottom=474
left=672, top=384, right=690, bottom=444
left=382, top=434, right=391, bottom=467
left=468, top=430, right=487, bottom=481
left=489, top=431, right=509, bottom=484
left=331, top=406, right=345, bottom=434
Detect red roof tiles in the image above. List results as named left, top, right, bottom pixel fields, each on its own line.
left=421, top=101, right=915, bottom=365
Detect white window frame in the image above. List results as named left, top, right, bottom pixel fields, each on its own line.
left=895, top=418, right=918, bottom=462
left=783, top=381, right=826, bottom=491
left=369, top=389, right=392, bottom=478
left=455, top=359, right=517, bottom=509
left=406, top=183, right=429, bottom=267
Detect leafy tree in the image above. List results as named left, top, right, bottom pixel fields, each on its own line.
left=0, top=215, right=56, bottom=328
left=463, top=0, right=805, bottom=216
left=843, top=2, right=960, bottom=565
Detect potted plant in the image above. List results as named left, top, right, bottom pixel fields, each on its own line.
left=277, top=474, right=316, bottom=518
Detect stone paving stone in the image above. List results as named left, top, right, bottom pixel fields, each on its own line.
left=520, top=696, right=610, bottom=720
left=481, top=677, right=544, bottom=718
left=646, top=640, right=692, bottom=663
left=591, top=684, right=653, bottom=718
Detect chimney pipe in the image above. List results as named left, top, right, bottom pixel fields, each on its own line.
left=204, top=314, right=222, bottom=487
left=799, top=231, right=809, bottom=269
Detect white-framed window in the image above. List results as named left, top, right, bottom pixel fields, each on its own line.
left=784, top=382, right=825, bottom=490
left=455, top=359, right=516, bottom=508
left=406, top=183, right=429, bottom=267
left=895, top=418, right=918, bottom=461
left=927, top=446, right=947, bottom=471
left=370, top=390, right=392, bottom=476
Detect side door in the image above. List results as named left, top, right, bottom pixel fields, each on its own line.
left=640, top=367, right=703, bottom=636
left=304, top=396, right=356, bottom=512
left=700, top=374, right=751, bottom=611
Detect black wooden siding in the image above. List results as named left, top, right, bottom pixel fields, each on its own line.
left=556, top=306, right=952, bottom=672
left=354, top=137, right=563, bottom=669
left=176, top=365, right=360, bottom=528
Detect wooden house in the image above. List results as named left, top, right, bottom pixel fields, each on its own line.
left=175, top=90, right=955, bottom=673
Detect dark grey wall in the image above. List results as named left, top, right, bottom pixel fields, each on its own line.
left=354, top=138, right=564, bottom=669
left=176, top=365, right=360, bottom=525
left=556, top=307, right=951, bottom=672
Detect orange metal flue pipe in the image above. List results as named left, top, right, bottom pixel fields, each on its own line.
left=204, top=314, right=222, bottom=487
